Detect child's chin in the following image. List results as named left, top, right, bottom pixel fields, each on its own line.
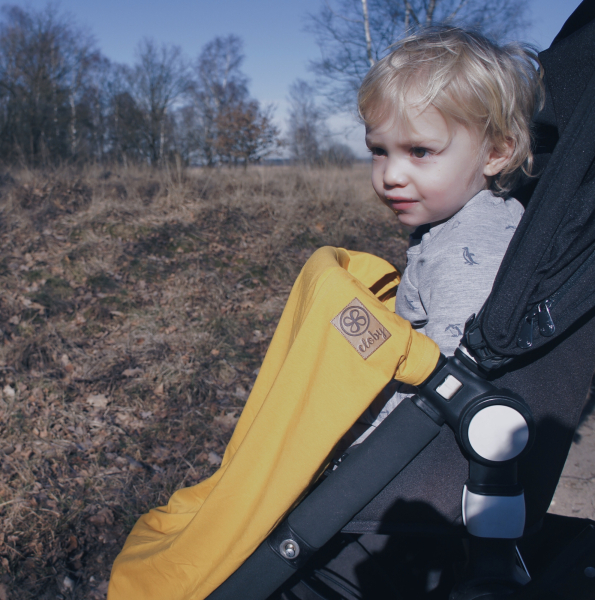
left=396, top=212, right=425, bottom=227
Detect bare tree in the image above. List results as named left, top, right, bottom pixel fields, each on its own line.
left=186, top=35, right=249, bottom=166
left=215, top=99, right=280, bottom=167
left=179, top=35, right=280, bottom=167
left=286, top=79, right=328, bottom=165
left=0, top=4, right=102, bottom=163
left=195, top=35, right=248, bottom=109
left=307, top=0, right=530, bottom=112
left=0, top=11, right=277, bottom=168
left=126, top=39, right=189, bottom=165
left=320, top=142, right=357, bottom=168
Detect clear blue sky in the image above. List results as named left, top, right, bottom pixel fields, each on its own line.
left=12, top=0, right=586, bottom=152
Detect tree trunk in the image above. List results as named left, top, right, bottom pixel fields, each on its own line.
left=70, top=90, right=77, bottom=157
left=361, top=0, right=375, bottom=67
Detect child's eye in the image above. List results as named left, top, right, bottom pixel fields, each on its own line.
left=368, top=146, right=386, bottom=157
left=411, top=147, right=429, bottom=158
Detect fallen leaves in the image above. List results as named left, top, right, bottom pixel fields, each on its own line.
left=0, top=164, right=403, bottom=599
left=207, top=451, right=222, bottom=466
left=88, top=508, right=114, bottom=527
left=121, top=367, right=143, bottom=378
left=213, top=412, right=239, bottom=431
left=65, top=534, right=78, bottom=553
left=61, top=575, right=74, bottom=592
left=87, top=393, right=109, bottom=409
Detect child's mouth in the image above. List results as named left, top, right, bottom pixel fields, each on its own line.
left=386, top=198, right=417, bottom=210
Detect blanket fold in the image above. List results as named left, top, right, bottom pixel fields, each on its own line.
left=108, top=247, right=440, bottom=600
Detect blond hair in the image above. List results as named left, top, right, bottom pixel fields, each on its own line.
left=358, top=27, right=543, bottom=195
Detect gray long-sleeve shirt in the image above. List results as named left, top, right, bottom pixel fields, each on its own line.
left=354, top=189, right=524, bottom=442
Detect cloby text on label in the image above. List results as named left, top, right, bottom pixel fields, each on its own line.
left=331, top=298, right=391, bottom=359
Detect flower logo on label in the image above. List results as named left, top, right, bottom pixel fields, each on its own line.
left=331, top=298, right=391, bottom=360
left=340, top=307, right=370, bottom=336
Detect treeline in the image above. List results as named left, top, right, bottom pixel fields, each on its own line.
left=0, top=4, right=280, bottom=167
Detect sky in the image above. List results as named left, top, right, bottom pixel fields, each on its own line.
left=13, top=0, right=586, bottom=155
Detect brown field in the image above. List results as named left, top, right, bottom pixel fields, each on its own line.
left=1, top=164, right=593, bottom=600
left=0, top=163, right=409, bottom=599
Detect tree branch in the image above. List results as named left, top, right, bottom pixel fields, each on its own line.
left=426, top=0, right=437, bottom=25
left=447, top=0, right=472, bottom=21
left=404, top=1, right=420, bottom=26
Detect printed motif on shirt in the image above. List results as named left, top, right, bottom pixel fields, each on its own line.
left=445, top=324, right=463, bottom=337
left=462, top=247, right=479, bottom=265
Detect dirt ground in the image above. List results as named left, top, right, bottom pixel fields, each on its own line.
left=0, top=164, right=409, bottom=599
left=549, top=392, right=595, bottom=520
left=0, top=164, right=593, bottom=598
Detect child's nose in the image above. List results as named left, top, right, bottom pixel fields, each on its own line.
left=384, top=158, right=408, bottom=187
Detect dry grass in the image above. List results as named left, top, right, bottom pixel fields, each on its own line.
left=0, top=162, right=409, bottom=598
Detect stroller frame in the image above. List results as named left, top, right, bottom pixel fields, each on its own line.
left=207, top=350, right=595, bottom=600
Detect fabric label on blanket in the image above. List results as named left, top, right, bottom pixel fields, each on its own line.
left=331, top=298, right=391, bottom=359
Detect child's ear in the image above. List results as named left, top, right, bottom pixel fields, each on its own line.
left=483, top=138, right=515, bottom=177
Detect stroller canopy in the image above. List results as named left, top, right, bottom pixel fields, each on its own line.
left=477, top=3, right=595, bottom=361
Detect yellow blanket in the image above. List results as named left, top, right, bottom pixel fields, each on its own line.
left=108, top=247, right=440, bottom=600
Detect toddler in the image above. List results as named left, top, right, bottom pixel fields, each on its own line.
left=355, top=27, right=542, bottom=439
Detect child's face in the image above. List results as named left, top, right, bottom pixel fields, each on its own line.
left=366, top=103, right=499, bottom=227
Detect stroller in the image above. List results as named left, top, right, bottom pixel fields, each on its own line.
left=206, top=3, right=595, bottom=599
left=109, top=3, right=595, bottom=599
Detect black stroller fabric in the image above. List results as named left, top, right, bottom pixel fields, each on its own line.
left=477, top=1, right=595, bottom=359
